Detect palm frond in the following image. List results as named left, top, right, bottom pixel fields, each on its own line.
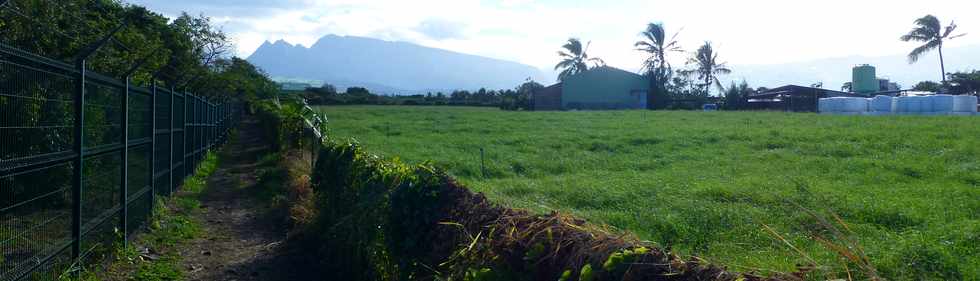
left=634, top=41, right=654, bottom=49
left=584, top=58, right=602, bottom=69
left=713, top=77, right=726, bottom=94
left=942, top=21, right=957, bottom=38
left=907, top=40, right=941, bottom=63
left=562, top=38, right=583, bottom=56
left=914, top=15, right=941, bottom=32
left=554, top=59, right=575, bottom=70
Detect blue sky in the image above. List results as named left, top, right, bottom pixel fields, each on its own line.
left=130, top=0, right=979, bottom=77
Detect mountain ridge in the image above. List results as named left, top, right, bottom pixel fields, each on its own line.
left=247, top=35, right=548, bottom=94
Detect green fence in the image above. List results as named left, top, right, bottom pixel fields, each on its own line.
left=0, top=42, right=241, bottom=281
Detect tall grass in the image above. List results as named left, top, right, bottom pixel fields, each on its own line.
left=317, top=106, right=979, bottom=280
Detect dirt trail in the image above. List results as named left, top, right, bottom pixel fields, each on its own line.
left=179, top=117, right=309, bottom=281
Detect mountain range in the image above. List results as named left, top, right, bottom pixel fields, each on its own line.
left=247, top=35, right=548, bottom=94
left=248, top=34, right=980, bottom=94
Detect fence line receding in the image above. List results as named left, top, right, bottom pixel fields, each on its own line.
left=0, top=42, right=241, bottom=281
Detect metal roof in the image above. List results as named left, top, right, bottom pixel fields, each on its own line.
left=750, top=85, right=863, bottom=98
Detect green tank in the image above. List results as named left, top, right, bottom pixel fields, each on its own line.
left=852, top=65, right=877, bottom=94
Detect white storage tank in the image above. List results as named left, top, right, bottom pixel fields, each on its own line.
left=840, top=97, right=869, bottom=113
left=952, top=95, right=978, bottom=113
left=898, top=96, right=927, bottom=114
left=895, top=96, right=910, bottom=113
left=917, top=96, right=934, bottom=113
left=870, top=95, right=894, bottom=112
left=930, top=95, right=955, bottom=114
left=818, top=97, right=842, bottom=114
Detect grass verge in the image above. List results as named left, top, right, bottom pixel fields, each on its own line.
left=88, top=151, right=222, bottom=281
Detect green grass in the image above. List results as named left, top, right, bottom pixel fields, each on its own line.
left=86, top=151, right=222, bottom=281
left=317, top=105, right=980, bottom=281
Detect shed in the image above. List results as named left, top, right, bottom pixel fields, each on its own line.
left=562, top=66, right=649, bottom=110
left=748, top=85, right=865, bottom=112
left=532, top=83, right=562, bottom=111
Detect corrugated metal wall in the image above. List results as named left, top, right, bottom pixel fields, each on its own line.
left=561, top=66, right=649, bottom=110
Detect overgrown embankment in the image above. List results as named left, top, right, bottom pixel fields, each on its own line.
left=256, top=99, right=803, bottom=281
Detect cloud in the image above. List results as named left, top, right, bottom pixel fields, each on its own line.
left=415, top=19, right=467, bottom=40
left=126, top=0, right=980, bottom=84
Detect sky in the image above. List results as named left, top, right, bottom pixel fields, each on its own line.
left=130, top=0, right=979, bottom=78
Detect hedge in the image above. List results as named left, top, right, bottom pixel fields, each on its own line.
left=254, top=99, right=799, bottom=281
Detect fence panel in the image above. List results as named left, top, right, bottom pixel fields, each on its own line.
left=0, top=43, right=240, bottom=281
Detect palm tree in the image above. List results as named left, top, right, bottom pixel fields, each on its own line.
left=900, top=15, right=966, bottom=83
left=688, top=41, right=731, bottom=96
left=635, top=23, right=682, bottom=109
left=555, top=38, right=604, bottom=81
left=635, top=23, right=682, bottom=81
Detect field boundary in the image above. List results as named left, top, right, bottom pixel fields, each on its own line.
left=258, top=99, right=801, bottom=281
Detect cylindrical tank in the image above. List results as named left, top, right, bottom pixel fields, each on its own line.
left=852, top=65, right=877, bottom=94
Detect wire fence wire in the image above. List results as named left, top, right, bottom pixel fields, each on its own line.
left=0, top=42, right=241, bottom=281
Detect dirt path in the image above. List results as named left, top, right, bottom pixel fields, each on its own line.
left=178, top=117, right=308, bottom=281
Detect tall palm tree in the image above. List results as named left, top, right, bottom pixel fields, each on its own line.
left=635, top=23, right=682, bottom=82
left=555, top=38, right=604, bottom=82
left=688, top=41, right=731, bottom=96
left=900, top=15, right=966, bottom=83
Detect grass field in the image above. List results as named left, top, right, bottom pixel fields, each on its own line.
left=316, top=105, right=979, bottom=280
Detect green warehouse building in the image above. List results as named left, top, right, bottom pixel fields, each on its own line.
left=533, top=66, right=650, bottom=110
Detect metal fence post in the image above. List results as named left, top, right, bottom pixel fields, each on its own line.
left=206, top=100, right=211, bottom=149
left=182, top=92, right=188, bottom=179
left=197, top=97, right=203, bottom=159
left=120, top=77, right=130, bottom=244
left=71, top=59, right=86, bottom=265
left=149, top=81, right=156, bottom=214
left=169, top=87, right=175, bottom=195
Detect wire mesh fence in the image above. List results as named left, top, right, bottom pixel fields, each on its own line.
left=0, top=42, right=242, bottom=281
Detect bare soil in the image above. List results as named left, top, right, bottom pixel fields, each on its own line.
left=179, top=117, right=313, bottom=281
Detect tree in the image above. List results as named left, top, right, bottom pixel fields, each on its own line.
left=687, top=42, right=731, bottom=96
left=947, top=71, right=980, bottom=95
left=635, top=23, right=683, bottom=109
left=841, top=82, right=853, bottom=92
left=555, top=38, right=604, bottom=82
left=911, top=81, right=942, bottom=92
left=507, top=79, right=544, bottom=110
left=723, top=80, right=754, bottom=110
left=900, top=15, right=966, bottom=83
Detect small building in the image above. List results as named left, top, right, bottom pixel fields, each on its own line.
left=533, top=66, right=650, bottom=110
left=532, top=83, right=562, bottom=111
left=748, top=85, right=865, bottom=112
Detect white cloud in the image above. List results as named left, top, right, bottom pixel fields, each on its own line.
left=130, top=0, right=980, bottom=81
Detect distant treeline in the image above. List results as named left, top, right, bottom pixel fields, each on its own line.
left=287, top=80, right=545, bottom=110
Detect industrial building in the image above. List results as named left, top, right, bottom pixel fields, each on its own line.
left=532, top=66, right=650, bottom=110
left=747, top=85, right=864, bottom=112
left=852, top=64, right=899, bottom=93
left=749, top=64, right=900, bottom=112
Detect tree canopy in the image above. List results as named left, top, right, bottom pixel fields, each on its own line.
left=0, top=0, right=275, bottom=100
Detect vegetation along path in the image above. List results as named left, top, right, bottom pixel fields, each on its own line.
left=98, top=115, right=316, bottom=281
left=172, top=116, right=305, bottom=281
